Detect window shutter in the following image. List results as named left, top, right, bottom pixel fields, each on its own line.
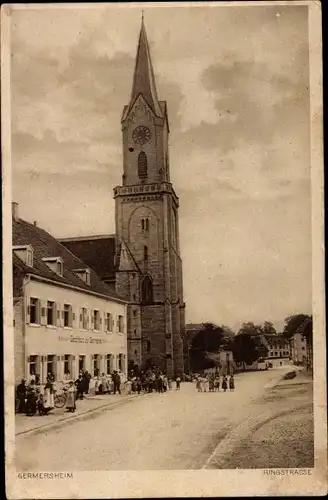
left=69, top=306, right=73, bottom=327
left=52, top=303, right=56, bottom=326
left=99, top=315, right=102, bottom=331
left=91, top=310, right=94, bottom=329
left=41, top=301, right=47, bottom=325
left=79, top=309, right=83, bottom=328
left=111, top=315, right=114, bottom=332
left=37, top=300, right=41, bottom=324
left=26, top=298, right=30, bottom=324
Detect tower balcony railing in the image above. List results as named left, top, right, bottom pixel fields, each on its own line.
left=113, top=182, right=179, bottom=205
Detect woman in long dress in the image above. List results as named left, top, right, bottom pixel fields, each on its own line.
left=26, top=381, right=37, bottom=416
left=101, top=373, right=109, bottom=394
left=43, top=385, right=53, bottom=414
left=222, top=376, right=228, bottom=392
left=66, top=381, right=77, bottom=412
left=44, top=378, right=55, bottom=409
left=229, top=375, right=235, bottom=391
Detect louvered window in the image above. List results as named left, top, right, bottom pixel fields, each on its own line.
left=138, top=152, right=148, bottom=179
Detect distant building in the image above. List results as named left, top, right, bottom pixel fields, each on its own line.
left=262, top=334, right=290, bottom=360
left=12, top=203, right=128, bottom=384
left=290, top=332, right=308, bottom=366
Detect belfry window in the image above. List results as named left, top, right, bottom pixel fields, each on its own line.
left=138, top=152, right=148, bottom=179
left=141, top=218, right=149, bottom=233
left=141, top=275, right=153, bottom=304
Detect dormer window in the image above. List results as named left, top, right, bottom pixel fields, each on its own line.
left=74, top=268, right=91, bottom=285
left=42, top=257, right=63, bottom=276
left=13, top=245, right=34, bottom=267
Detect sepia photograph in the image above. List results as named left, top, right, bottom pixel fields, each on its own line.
left=2, top=1, right=326, bottom=498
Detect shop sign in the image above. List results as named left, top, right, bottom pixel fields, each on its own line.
left=58, top=335, right=108, bottom=344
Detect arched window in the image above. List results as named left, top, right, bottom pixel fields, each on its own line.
left=141, top=275, right=153, bottom=304
left=145, top=218, right=149, bottom=232
left=138, top=152, right=148, bottom=179
left=147, top=340, right=151, bottom=353
left=144, top=245, right=148, bottom=262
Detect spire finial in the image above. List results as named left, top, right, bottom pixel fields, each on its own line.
left=141, top=10, right=144, bottom=22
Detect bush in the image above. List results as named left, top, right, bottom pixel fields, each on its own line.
left=283, top=371, right=296, bottom=380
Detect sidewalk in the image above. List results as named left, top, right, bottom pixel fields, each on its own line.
left=205, top=369, right=313, bottom=469
left=15, top=391, right=141, bottom=437
left=274, top=367, right=313, bottom=388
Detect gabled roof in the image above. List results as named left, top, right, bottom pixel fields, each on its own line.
left=296, top=317, right=312, bottom=335
left=12, top=218, right=123, bottom=302
left=59, top=235, right=117, bottom=282
left=128, top=18, right=163, bottom=118
left=263, top=334, right=289, bottom=347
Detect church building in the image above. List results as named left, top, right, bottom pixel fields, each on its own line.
left=61, top=19, right=186, bottom=376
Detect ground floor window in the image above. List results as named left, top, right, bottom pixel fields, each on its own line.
left=118, top=354, right=123, bottom=371
left=64, top=354, right=72, bottom=375
left=29, top=355, right=37, bottom=376
left=79, top=355, right=85, bottom=373
left=47, top=355, right=56, bottom=380
left=106, top=354, right=112, bottom=374
left=93, top=354, right=100, bottom=376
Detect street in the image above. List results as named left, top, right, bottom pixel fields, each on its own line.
left=15, top=368, right=313, bottom=471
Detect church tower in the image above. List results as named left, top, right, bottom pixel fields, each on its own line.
left=113, top=18, right=185, bottom=376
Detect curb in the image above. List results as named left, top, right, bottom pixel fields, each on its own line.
left=15, top=394, right=141, bottom=437
left=202, top=402, right=313, bottom=469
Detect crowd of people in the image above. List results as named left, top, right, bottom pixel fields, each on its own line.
left=92, top=368, right=181, bottom=395
left=125, top=369, right=181, bottom=394
left=15, top=368, right=235, bottom=419
left=15, top=367, right=181, bottom=418
left=195, top=373, right=235, bottom=392
left=16, top=373, right=56, bottom=417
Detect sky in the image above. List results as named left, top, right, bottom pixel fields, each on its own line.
left=10, top=3, right=312, bottom=331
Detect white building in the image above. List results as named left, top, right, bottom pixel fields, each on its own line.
left=290, top=332, right=308, bottom=365
left=262, top=334, right=290, bottom=360
left=12, top=203, right=128, bottom=384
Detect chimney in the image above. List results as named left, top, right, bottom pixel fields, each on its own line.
left=12, top=202, right=19, bottom=222
left=33, top=221, right=37, bottom=226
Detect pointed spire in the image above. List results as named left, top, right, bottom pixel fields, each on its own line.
left=129, top=16, right=162, bottom=116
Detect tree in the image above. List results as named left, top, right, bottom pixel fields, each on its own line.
left=262, top=321, right=277, bottom=335
left=190, top=323, right=224, bottom=372
left=231, top=334, right=259, bottom=369
left=297, top=316, right=313, bottom=371
left=220, top=325, right=235, bottom=337
left=283, top=314, right=312, bottom=339
left=192, top=323, right=224, bottom=352
left=238, top=322, right=263, bottom=337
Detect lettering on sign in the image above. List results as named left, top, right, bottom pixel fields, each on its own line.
left=58, top=335, right=108, bottom=344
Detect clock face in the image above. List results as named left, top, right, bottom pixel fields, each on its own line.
left=132, top=126, right=151, bottom=145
